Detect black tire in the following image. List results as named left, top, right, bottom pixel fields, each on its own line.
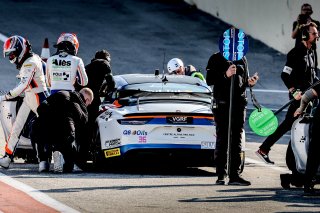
left=285, top=141, right=304, bottom=188
left=286, top=142, right=297, bottom=172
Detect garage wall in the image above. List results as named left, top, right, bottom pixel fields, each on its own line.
left=184, top=0, right=320, bottom=55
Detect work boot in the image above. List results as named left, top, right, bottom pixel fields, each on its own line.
left=280, top=174, right=291, bottom=189
left=228, top=176, right=251, bottom=186
left=303, top=179, right=318, bottom=196
left=0, top=153, right=13, bottom=169
left=216, top=175, right=226, bottom=185
left=303, top=184, right=318, bottom=196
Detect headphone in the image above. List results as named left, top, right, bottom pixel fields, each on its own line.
left=301, top=23, right=311, bottom=41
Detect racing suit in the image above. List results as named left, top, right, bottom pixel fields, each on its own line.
left=206, top=52, right=249, bottom=180
left=46, top=52, right=88, bottom=94
left=1, top=54, right=48, bottom=155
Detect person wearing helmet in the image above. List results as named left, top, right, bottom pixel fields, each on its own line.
left=0, top=35, right=49, bottom=168
left=167, top=58, right=206, bottom=82
left=46, top=33, right=88, bottom=94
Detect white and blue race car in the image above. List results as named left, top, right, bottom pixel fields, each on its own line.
left=92, top=73, right=219, bottom=168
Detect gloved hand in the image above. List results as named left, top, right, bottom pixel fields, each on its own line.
left=99, top=74, right=115, bottom=96
left=291, top=89, right=302, bottom=100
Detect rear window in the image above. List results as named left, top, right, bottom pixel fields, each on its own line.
left=124, top=83, right=210, bottom=93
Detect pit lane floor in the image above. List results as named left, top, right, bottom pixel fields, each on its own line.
left=0, top=128, right=319, bottom=213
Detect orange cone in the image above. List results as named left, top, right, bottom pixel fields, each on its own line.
left=41, top=38, right=50, bottom=62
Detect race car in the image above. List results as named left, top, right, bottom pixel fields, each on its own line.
left=91, top=73, right=245, bottom=169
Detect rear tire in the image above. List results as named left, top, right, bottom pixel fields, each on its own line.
left=286, top=142, right=297, bottom=172
left=285, top=142, right=304, bottom=188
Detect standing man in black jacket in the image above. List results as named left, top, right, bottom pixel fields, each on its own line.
left=206, top=53, right=259, bottom=185
left=256, top=22, right=319, bottom=165
left=85, top=50, right=113, bottom=119
left=32, top=88, right=93, bottom=173
left=80, top=50, right=115, bottom=140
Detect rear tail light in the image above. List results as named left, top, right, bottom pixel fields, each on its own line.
left=117, top=119, right=151, bottom=125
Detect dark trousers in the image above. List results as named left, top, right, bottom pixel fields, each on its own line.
left=86, top=97, right=100, bottom=140
left=259, top=100, right=300, bottom=152
left=305, top=105, right=320, bottom=186
left=214, top=102, right=245, bottom=178
left=31, top=116, right=76, bottom=169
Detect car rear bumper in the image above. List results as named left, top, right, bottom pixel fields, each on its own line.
left=102, top=145, right=215, bottom=167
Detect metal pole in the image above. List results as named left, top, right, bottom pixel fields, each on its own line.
left=227, top=27, right=236, bottom=177
left=227, top=75, right=234, bottom=176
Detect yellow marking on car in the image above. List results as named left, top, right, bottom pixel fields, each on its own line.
left=104, top=148, right=121, bottom=158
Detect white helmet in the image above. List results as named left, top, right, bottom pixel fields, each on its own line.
left=167, top=58, right=184, bottom=73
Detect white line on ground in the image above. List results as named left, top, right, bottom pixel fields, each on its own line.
left=0, top=33, right=7, bottom=42
left=247, top=107, right=288, bottom=112
left=246, top=157, right=290, bottom=173
left=0, top=172, right=79, bottom=213
left=248, top=88, right=288, bottom=93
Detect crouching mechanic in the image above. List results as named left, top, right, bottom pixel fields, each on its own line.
left=0, top=35, right=48, bottom=168
left=167, top=58, right=206, bottom=82
left=294, top=86, right=320, bottom=195
left=31, top=88, right=93, bottom=173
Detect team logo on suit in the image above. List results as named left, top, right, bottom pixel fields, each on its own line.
left=52, top=71, right=71, bottom=81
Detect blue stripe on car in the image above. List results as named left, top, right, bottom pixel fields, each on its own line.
left=139, top=118, right=213, bottom=125
left=119, top=144, right=201, bottom=154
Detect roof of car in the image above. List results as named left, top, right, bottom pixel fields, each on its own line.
left=115, top=74, right=207, bottom=86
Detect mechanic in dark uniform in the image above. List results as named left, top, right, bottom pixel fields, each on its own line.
left=256, top=22, right=318, bottom=162
left=83, top=50, right=114, bottom=120
left=293, top=23, right=320, bottom=196
left=31, top=88, right=93, bottom=173
left=75, top=50, right=115, bottom=159
left=294, top=83, right=320, bottom=195
left=206, top=52, right=259, bottom=185
left=256, top=22, right=319, bottom=188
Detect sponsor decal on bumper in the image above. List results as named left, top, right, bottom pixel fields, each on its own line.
left=166, top=116, right=193, bottom=124
left=104, top=148, right=121, bottom=158
left=105, top=138, right=121, bottom=149
left=201, top=141, right=215, bottom=149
